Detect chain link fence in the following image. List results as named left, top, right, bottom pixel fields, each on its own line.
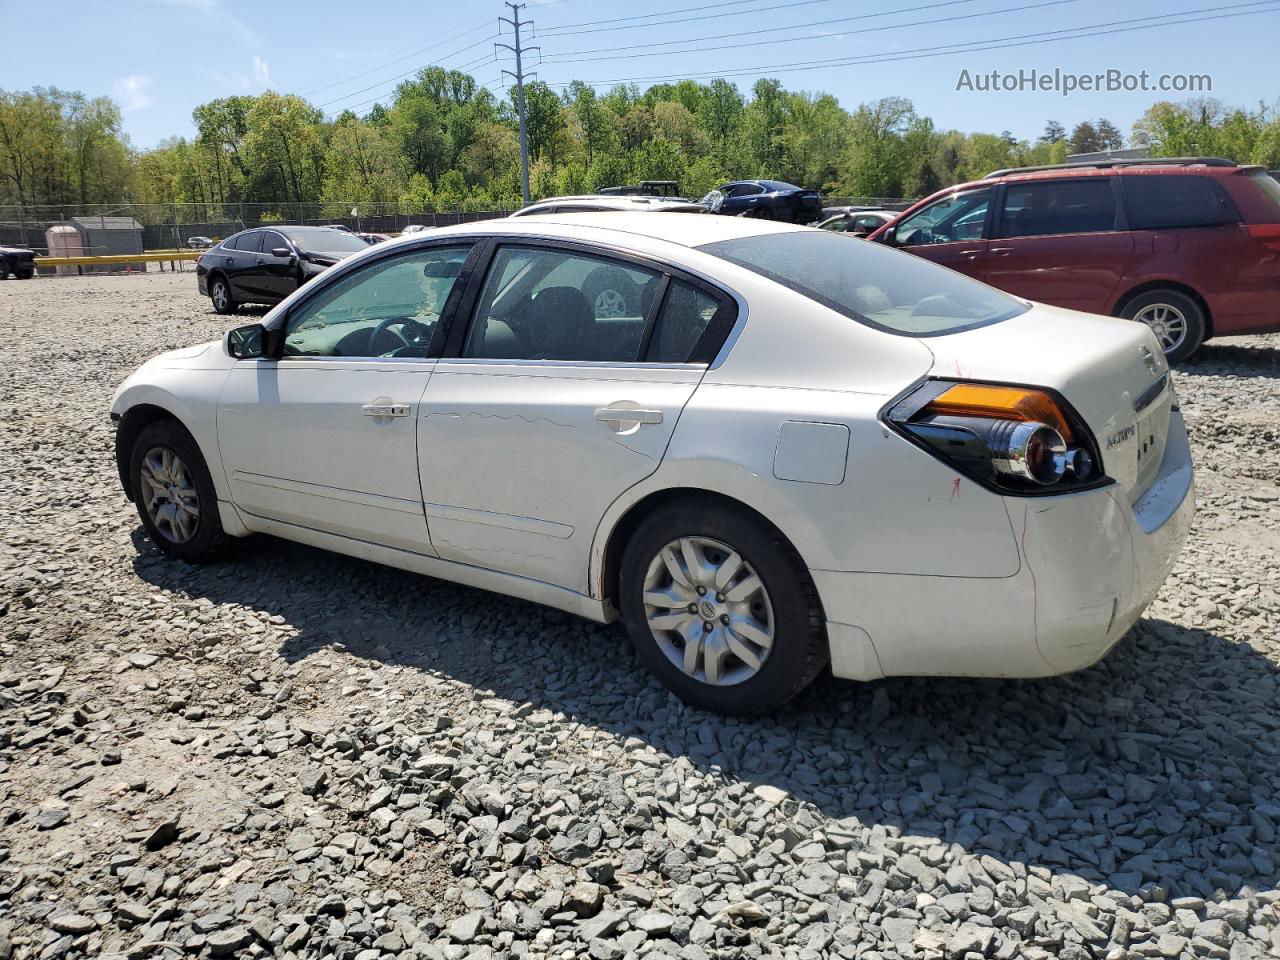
left=0, top=197, right=916, bottom=254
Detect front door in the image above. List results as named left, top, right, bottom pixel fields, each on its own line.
left=257, top=230, right=302, bottom=301
left=217, top=242, right=475, bottom=553
left=885, top=187, right=992, bottom=282
left=418, top=243, right=729, bottom=594
left=985, top=177, right=1133, bottom=312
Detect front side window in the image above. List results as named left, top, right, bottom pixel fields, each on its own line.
left=1121, top=174, right=1240, bottom=229
left=462, top=246, right=662, bottom=362
left=261, top=231, right=290, bottom=255
left=700, top=230, right=1028, bottom=337
left=997, top=179, right=1117, bottom=238
left=893, top=189, right=990, bottom=246
left=821, top=216, right=850, bottom=231
left=282, top=245, right=473, bottom=358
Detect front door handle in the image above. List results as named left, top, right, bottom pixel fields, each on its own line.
left=362, top=403, right=410, bottom=418
left=990, top=247, right=1015, bottom=254
left=595, top=407, right=663, bottom=427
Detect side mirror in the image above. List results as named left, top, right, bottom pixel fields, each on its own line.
left=226, top=323, right=267, bottom=360
left=271, top=246, right=295, bottom=260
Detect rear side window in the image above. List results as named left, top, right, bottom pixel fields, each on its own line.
left=1246, top=170, right=1280, bottom=217
left=1121, top=175, right=1240, bottom=229
left=227, top=232, right=260, bottom=252
left=701, top=231, right=1028, bottom=337
left=650, top=281, right=720, bottom=363
left=997, top=179, right=1116, bottom=237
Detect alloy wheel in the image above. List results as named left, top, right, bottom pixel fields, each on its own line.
left=212, top=281, right=228, bottom=311
left=140, top=446, right=200, bottom=544
left=1133, top=302, right=1187, bottom=354
left=642, top=536, right=774, bottom=686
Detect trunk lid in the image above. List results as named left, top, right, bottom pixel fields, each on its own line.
left=922, top=303, right=1173, bottom=502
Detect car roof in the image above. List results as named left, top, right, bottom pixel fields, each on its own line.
left=387, top=211, right=805, bottom=251
left=519, top=195, right=696, bottom=210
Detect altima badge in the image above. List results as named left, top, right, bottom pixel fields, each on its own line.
left=1107, top=424, right=1137, bottom=448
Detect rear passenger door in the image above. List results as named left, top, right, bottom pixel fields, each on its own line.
left=416, top=240, right=734, bottom=594
left=985, top=178, right=1133, bottom=312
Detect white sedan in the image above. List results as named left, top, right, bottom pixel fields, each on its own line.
left=111, top=213, right=1193, bottom=714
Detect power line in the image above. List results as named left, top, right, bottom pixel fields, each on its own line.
left=316, top=34, right=498, bottom=110
left=498, top=2, right=538, bottom=204
left=542, top=0, right=1082, bottom=65
left=537, top=0, right=839, bottom=33
left=542, top=1, right=1280, bottom=87
left=301, top=20, right=495, bottom=97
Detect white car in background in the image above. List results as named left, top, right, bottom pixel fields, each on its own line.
left=111, top=214, right=1193, bottom=714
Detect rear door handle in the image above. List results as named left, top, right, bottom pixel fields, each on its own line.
left=595, top=407, right=663, bottom=426
left=362, top=403, right=410, bottom=418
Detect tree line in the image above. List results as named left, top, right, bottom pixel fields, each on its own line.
left=3, top=71, right=1279, bottom=221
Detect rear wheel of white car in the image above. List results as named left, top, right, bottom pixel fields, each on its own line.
left=210, top=276, right=237, bottom=315
left=618, top=499, right=827, bottom=715
left=1120, top=289, right=1204, bottom=364
left=130, top=420, right=228, bottom=563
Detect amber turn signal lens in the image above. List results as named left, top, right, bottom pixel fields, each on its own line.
left=925, top=384, right=1074, bottom=442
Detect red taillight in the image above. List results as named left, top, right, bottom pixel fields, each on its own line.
left=1246, top=224, right=1280, bottom=254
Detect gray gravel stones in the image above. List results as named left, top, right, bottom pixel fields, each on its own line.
left=0, top=273, right=1278, bottom=959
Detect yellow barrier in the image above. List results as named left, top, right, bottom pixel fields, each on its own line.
left=36, top=250, right=203, bottom=267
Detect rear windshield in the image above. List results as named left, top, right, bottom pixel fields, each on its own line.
left=698, top=230, right=1028, bottom=336
left=1120, top=174, right=1240, bottom=229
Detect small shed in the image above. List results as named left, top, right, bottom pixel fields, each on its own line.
left=45, top=216, right=146, bottom=273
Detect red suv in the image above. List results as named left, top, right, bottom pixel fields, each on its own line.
left=868, top=158, right=1280, bottom=362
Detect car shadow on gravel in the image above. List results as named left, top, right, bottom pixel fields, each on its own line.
left=1180, top=340, right=1280, bottom=377
left=131, top=529, right=1280, bottom=900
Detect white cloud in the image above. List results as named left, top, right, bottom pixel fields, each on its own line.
left=201, top=56, right=272, bottom=93
left=115, top=75, right=154, bottom=112
left=252, top=55, right=270, bottom=86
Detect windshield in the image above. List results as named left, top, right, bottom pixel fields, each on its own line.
left=698, top=230, right=1028, bottom=336
left=282, top=227, right=371, bottom=256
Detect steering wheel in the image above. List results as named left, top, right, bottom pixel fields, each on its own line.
left=369, top=316, right=429, bottom=356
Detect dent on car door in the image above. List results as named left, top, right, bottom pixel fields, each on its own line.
left=217, top=242, right=476, bottom=552
left=417, top=242, right=731, bottom=594
left=890, top=188, right=992, bottom=280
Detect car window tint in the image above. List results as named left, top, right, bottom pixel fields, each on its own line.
left=1121, top=175, right=1239, bottom=229
left=894, top=189, right=990, bottom=245
left=282, top=245, right=472, bottom=358
left=261, top=231, right=288, bottom=254
left=462, top=246, right=661, bottom=362
left=998, top=179, right=1116, bottom=237
left=700, top=230, right=1028, bottom=337
left=228, top=232, right=259, bottom=252
left=649, top=281, right=720, bottom=363
left=821, top=217, right=849, bottom=231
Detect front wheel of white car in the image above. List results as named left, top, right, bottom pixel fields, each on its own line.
left=618, top=499, right=828, bottom=715
left=129, top=420, right=228, bottom=563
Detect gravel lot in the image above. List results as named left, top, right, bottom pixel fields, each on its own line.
left=2, top=272, right=1279, bottom=960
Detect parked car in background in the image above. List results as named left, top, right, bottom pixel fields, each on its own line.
left=357, top=232, right=392, bottom=245
left=818, top=209, right=897, bottom=236
left=196, top=226, right=371, bottom=313
left=186, top=236, right=214, bottom=249
left=701, top=180, right=823, bottom=223
left=325, top=224, right=355, bottom=233
left=401, top=224, right=432, bottom=235
left=0, top=244, right=36, bottom=279
left=513, top=195, right=708, bottom=217
left=870, top=157, right=1280, bottom=362
left=597, top=180, right=684, bottom=198
left=114, top=213, right=1191, bottom=714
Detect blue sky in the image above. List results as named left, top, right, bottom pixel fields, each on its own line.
left=2, top=0, right=1277, bottom=149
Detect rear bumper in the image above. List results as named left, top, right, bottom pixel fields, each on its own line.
left=817, top=410, right=1195, bottom=681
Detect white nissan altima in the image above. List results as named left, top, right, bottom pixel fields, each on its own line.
left=111, top=213, right=1193, bottom=714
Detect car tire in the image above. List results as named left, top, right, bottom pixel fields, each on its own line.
left=0, top=260, right=9, bottom=280
left=16, top=270, right=33, bottom=279
left=618, top=498, right=828, bottom=715
left=209, top=275, right=237, bottom=315
left=1119, top=289, right=1205, bottom=364
left=582, top=266, right=638, bottom=319
left=129, top=420, right=228, bottom=563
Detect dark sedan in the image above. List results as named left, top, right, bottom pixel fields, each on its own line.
left=0, top=244, right=36, bottom=280
left=700, top=180, right=822, bottom=223
left=196, top=226, right=370, bottom=314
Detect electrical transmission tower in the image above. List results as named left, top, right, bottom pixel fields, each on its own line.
left=497, top=2, right=538, bottom=204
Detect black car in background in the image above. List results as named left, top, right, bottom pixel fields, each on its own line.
left=701, top=180, right=822, bottom=223
left=196, top=226, right=370, bottom=313
left=0, top=244, right=36, bottom=279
